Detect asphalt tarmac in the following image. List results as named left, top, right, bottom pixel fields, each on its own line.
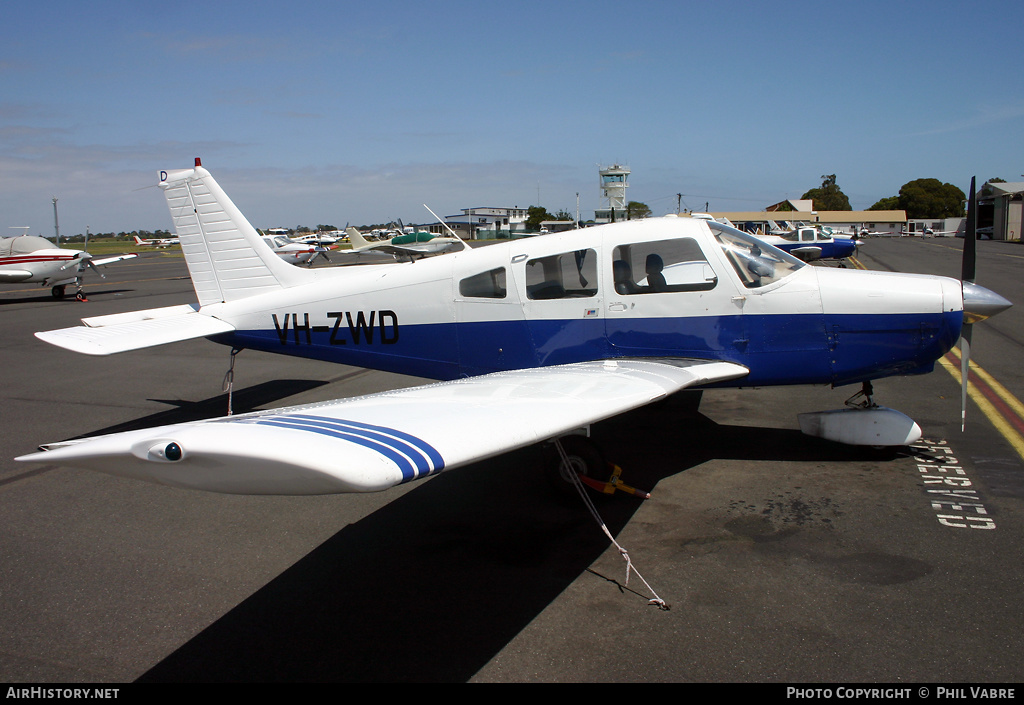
left=1, top=240, right=1022, bottom=683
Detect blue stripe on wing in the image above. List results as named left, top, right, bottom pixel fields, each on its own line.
left=232, top=414, right=446, bottom=482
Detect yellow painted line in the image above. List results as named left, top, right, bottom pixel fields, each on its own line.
left=848, top=256, right=867, bottom=270
left=947, top=345, right=1024, bottom=420
left=939, top=352, right=1024, bottom=461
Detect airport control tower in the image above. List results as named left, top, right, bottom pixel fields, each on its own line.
left=595, top=164, right=629, bottom=223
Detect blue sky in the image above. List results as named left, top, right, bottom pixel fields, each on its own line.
left=2, top=0, right=1022, bottom=236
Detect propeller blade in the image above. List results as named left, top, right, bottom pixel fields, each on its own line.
left=961, top=176, right=976, bottom=283
left=959, top=324, right=972, bottom=432
left=958, top=177, right=978, bottom=431
left=60, top=252, right=89, bottom=271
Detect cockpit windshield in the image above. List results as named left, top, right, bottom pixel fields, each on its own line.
left=707, top=221, right=804, bottom=289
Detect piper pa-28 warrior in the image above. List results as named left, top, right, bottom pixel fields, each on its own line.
left=17, top=162, right=1011, bottom=498
left=0, top=234, right=137, bottom=300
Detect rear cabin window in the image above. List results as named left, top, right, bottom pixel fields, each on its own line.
left=525, top=249, right=598, bottom=300
left=611, top=238, right=718, bottom=294
left=459, top=267, right=507, bottom=299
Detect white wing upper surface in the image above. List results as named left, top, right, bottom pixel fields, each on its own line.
left=17, top=358, right=748, bottom=495
left=34, top=304, right=235, bottom=355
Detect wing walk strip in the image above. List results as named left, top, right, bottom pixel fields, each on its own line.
left=940, top=348, right=1024, bottom=461
left=228, top=414, right=445, bottom=482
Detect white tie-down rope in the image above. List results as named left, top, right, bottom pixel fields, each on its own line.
left=555, top=439, right=669, bottom=610
left=222, top=347, right=242, bottom=416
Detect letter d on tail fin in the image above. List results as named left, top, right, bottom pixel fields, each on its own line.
left=159, top=162, right=310, bottom=307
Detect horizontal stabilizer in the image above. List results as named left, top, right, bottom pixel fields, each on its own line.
left=18, top=358, right=748, bottom=494
left=35, top=304, right=235, bottom=355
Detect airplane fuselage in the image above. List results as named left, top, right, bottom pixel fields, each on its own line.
left=205, top=218, right=962, bottom=389
left=0, top=241, right=82, bottom=287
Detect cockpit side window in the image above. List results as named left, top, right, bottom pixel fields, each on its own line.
left=611, top=237, right=718, bottom=295
left=459, top=267, right=507, bottom=299
left=708, top=221, right=803, bottom=289
left=525, top=249, right=597, bottom=299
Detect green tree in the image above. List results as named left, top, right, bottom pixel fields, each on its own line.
left=626, top=201, right=652, bottom=219
left=896, top=178, right=965, bottom=219
left=525, top=205, right=553, bottom=230
left=801, top=174, right=852, bottom=211
left=868, top=196, right=900, bottom=211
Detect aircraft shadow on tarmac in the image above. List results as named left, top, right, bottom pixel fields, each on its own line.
left=67, top=380, right=331, bottom=439
left=0, top=289, right=136, bottom=305
left=130, top=393, right=903, bottom=683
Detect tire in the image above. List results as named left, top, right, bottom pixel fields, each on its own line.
left=545, top=435, right=607, bottom=499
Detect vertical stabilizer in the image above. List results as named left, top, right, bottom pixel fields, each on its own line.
left=159, top=161, right=310, bottom=306
left=346, top=226, right=371, bottom=249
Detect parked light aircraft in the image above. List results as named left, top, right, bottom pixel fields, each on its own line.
left=759, top=225, right=859, bottom=263
left=703, top=217, right=858, bottom=263
left=134, top=234, right=180, bottom=247
left=0, top=234, right=137, bottom=299
left=260, top=233, right=331, bottom=266
left=17, top=164, right=1011, bottom=497
left=900, top=228, right=958, bottom=238
left=291, top=231, right=340, bottom=246
left=342, top=225, right=465, bottom=261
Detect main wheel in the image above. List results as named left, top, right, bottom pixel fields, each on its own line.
left=545, top=435, right=607, bottom=499
left=51, top=285, right=65, bottom=299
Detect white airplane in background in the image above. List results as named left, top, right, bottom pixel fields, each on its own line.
left=18, top=164, right=1010, bottom=499
left=0, top=234, right=137, bottom=300
left=342, top=225, right=464, bottom=261
left=291, top=231, right=340, bottom=246
left=900, top=228, right=959, bottom=238
left=134, top=234, right=179, bottom=247
left=260, top=233, right=331, bottom=266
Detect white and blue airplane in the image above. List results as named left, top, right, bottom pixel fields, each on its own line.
left=709, top=218, right=859, bottom=263
left=759, top=225, right=859, bottom=263
left=16, top=164, right=1010, bottom=496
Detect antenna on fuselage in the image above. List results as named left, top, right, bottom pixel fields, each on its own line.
left=423, top=204, right=466, bottom=243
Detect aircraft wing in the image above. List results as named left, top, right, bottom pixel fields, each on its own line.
left=34, top=303, right=235, bottom=355
left=789, top=246, right=822, bottom=261
left=372, top=242, right=464, bottom=259
left=90, top=253, right=139, bottom=267
left=16, top=357, right=748, bottom=495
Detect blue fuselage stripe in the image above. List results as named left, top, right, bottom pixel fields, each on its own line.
left=220, top=310, right=961, bottom=388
